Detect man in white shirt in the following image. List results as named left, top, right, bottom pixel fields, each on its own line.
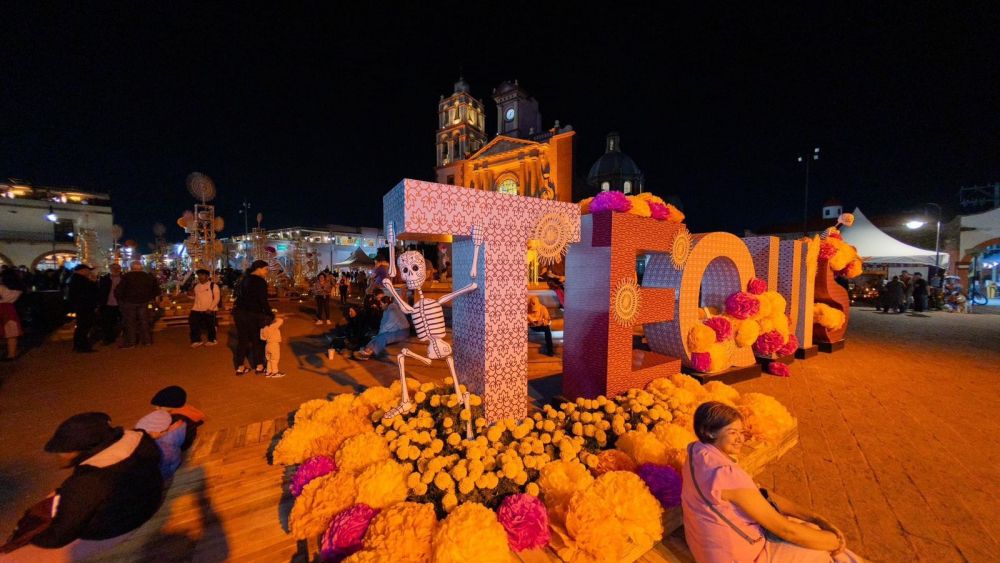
left=187, top=269, right=220, bottom=347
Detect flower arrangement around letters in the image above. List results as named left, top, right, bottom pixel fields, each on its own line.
left=687, top=277, right=800, bottom=373
left=579, top=191, right=685, bottom=223
left=271, top=373, right=795, bottom=561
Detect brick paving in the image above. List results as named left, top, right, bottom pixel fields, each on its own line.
left=0, top=302, right=997, bottom=562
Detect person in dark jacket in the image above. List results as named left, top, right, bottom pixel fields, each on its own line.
left=114, top=262, right=161, bottom=348
left=883, top=276, right=905, bottom=313
left=232, top=260, right=272, bottom=375
left=4, top=413, right=162, bottom=560
left=97, top=264, right=123, bottom=345
left=911, top=272, right=929, bottom=312
left=67, top=265, right=99, bottom=353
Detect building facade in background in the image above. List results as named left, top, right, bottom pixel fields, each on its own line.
left=222, top=225, right=384, bottom=273
left=435, top=79, right=575, bottom=202
left=0, top=181, right=114, bottom=269
left=586, top=132, right=645, bottom=195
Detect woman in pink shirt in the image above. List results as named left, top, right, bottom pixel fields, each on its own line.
left=682, top=402, right=862, bottom=562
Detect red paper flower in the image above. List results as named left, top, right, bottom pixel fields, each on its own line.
left=753, top=330, right=785, bottom=357
left=777, top=333, right=799, bottom=357
left=690, top=352, right=712, bottom=372
left=703, top=317, right=733, bottom=342
left=819, top=242, right=837, bottom=260
left=648, top=202, right=670, bottom=221
left=320, top=503, right=379, bottom=562
left=747, top=278, right=768, bottom=295
left=497, top=493, right=550, bottom=552
left=589, top=191, right=632, bottom=214
left=725, top=292, right=760, bottom=320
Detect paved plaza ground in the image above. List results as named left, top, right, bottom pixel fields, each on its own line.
left=0, top=302, right=997, bottom=561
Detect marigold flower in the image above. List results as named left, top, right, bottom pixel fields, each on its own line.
left=289, top=471, right=357, bottom=539
left=433, top=503, right=512, bottom=563
left=335, top=431, right=390, bottom=475
left=349, top=502, right=437, bottom=563
left=355, top=460, right=408, bottom=510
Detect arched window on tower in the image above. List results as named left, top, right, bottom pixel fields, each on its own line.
left=601, top=182, right=610, bottom=192
left=623, top=181, right=632, bottom=194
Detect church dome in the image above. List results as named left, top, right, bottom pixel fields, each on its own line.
left=587, top=133, right=644, bottom=194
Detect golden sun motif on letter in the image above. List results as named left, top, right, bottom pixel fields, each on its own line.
left=532, top=212, right=573, bottom=266
left=612, top=275, right=642, bottom=327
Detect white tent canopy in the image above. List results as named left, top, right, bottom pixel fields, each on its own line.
left=840, top=208, right=948, bottom=267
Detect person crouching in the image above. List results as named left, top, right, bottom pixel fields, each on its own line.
left=260, top=316, right=285, bottom=379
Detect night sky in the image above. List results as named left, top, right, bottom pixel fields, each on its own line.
left=3, top=4, right=998, bottom=246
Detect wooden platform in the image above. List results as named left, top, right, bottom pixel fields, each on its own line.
left=93, top=419, right=796, bottom=563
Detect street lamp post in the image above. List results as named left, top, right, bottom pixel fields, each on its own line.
left=239, top=200, right=251, bottom=238
left=906, top=202, right=943, bottom=288
left=798, top=147, right=820, bottom=236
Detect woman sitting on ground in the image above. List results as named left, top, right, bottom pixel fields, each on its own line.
left=683, top=401, right=861, bottom=562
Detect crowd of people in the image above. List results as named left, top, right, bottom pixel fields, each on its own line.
left=1, top=386, right=204, bottom=561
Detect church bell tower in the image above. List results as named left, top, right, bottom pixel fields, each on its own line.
left=436, top=78, right=487, bottom=168
left=493, top=80, right=542, bottom=139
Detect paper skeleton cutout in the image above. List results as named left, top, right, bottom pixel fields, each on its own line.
left=381, top=222, right=482, bottom=438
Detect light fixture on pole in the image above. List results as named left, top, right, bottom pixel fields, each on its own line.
left=906, top=203, right=943, bottom=288
left=45, top=206, right=58, bottom=222
left=797, top=147, right=820, bottom=236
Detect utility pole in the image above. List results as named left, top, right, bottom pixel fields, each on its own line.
left=798, top=147, right=820, bottom=236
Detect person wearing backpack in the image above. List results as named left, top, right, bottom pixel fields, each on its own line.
left=187, top=269, right=220, bottom=347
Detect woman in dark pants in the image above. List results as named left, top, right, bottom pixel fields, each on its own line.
left=232, top=260, right=272, bottom=375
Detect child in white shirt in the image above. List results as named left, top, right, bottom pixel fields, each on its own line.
left=259, top=317, right=285, bottom=378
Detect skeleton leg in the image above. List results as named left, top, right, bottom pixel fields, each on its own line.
left=384, top=348, right=432, bottom=419
left=445, top=356, right=473, bottom=439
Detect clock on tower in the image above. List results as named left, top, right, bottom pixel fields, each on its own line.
left=493, top=80, right=541, bottom=139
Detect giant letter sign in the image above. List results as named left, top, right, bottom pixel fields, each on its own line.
left=645, top=232, right=758, bottom=372
left=383, top=179, right=580, bottom=421
left=563, top=212, right=684, bottom=400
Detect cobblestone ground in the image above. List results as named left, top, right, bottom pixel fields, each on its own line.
left=740, top=306, right=1000, bottom=562
left=0, top=303, right=996, bottom=561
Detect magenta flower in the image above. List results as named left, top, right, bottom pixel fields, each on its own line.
left=320, top=504, right=379, bottom=562
left=724, top=292, right=760, bottom=320
left=766, top=361, right=791, bottom=377
left=819, top=242, right=837, bottom=261
left=690, top=351, right=712, bottom=373
left=589, top=191, right=632, bottom=214
left=636, top=463, right=683, bottom=509
left=497, top=493, right=550, bottom=552
left=747, top=278, right=768, bottom=295
left=648, top=202, right=670, bottom=221
left=777, top=333, right=799, bottom=357
left=753, top=330, right=785, bottom=357
left=290, top=455, right=336, bottom=497
left=703, top=317, right=733, bottom=342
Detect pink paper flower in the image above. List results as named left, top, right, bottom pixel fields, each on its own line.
left=747, top=278, right=768, bottom=295
left=320, top=504, right=379, bottom=562
left=290, top=455, right=336, bottom=497
left=766, top=362, right=791, bottom=377
left=777, top=333, right=799, bottom=357
left=648, top=202, right=670, bottom=221
left=589, top=191, right=632, bottom=214
left=497, top=493, right=550, bottom=552
left=724, top=292, right=760, bottom=320
left=690, top=351, right=712, bottom=372
left=703, top=317, right=733, bottom=342
left=636, top=463, right=683, bottom=509
left=753, top=330, right=785, bottom=357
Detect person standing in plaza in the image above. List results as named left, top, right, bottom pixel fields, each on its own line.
left=114, top=262, right=160, bottom=348
left=312, top=272, right=333, bottom=325
left=912, top=272, right=929, bottom=312
left=68, top=265, right=99, bottom=353
left=97, top=264, right=123, bottom=345
left=883, top=276, right=905, bottom=314
left=0, top=268, right=25, bottom=360
left=187, top=269, right=220, bottom=347
left=232, top=260, right=272, bottom=375
left=338, top=273, right=349, bottom=305
left=900, top=270, right=913, bottom=312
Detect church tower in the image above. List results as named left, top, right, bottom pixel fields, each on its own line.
left=493, top=80, right=542, bottom=139
left=436, top=78, right=487, bottom=169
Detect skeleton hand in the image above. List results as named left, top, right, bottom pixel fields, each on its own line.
left=381, top=277, right=393, bottom=290
left=386, top=222, right=396, bottom=246
left=470, top=225, right=482, bottom=279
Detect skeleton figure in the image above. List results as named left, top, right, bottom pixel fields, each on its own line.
left=381, top=222, right=482, bottom=438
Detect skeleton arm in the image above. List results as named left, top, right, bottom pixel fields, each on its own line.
left=380, top=222, right=416, bottom=314
left=439, top=225, right=482, bottom=305
left=381, top=277, right=417, bottom=315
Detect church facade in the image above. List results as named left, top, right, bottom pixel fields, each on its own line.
left=435, top=79, right=575, bottom=202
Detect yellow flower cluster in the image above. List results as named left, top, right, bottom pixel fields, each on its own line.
left=561, top=471, right=663, bottom=562
left=288, top=471, right=356, bottom=539
left=738, top=392, right=796, bottom=443
left=335, top=431, right=391, bottom=474
left=346, top=502, right=437, bottom=563
left=356, top=460, right=410, bottom=509
left=814, top=302, right=846, bottom=331
left=537, top=459, right=593, bottom=525
left=432, top=502, right=514, bottom=563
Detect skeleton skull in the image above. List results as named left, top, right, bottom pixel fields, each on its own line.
left=397, top=251, right=426, bottom=289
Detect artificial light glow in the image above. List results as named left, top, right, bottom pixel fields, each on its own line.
left=45, top=207, right=58, bottom=222
left=906, top=220, right=925, bottom=230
